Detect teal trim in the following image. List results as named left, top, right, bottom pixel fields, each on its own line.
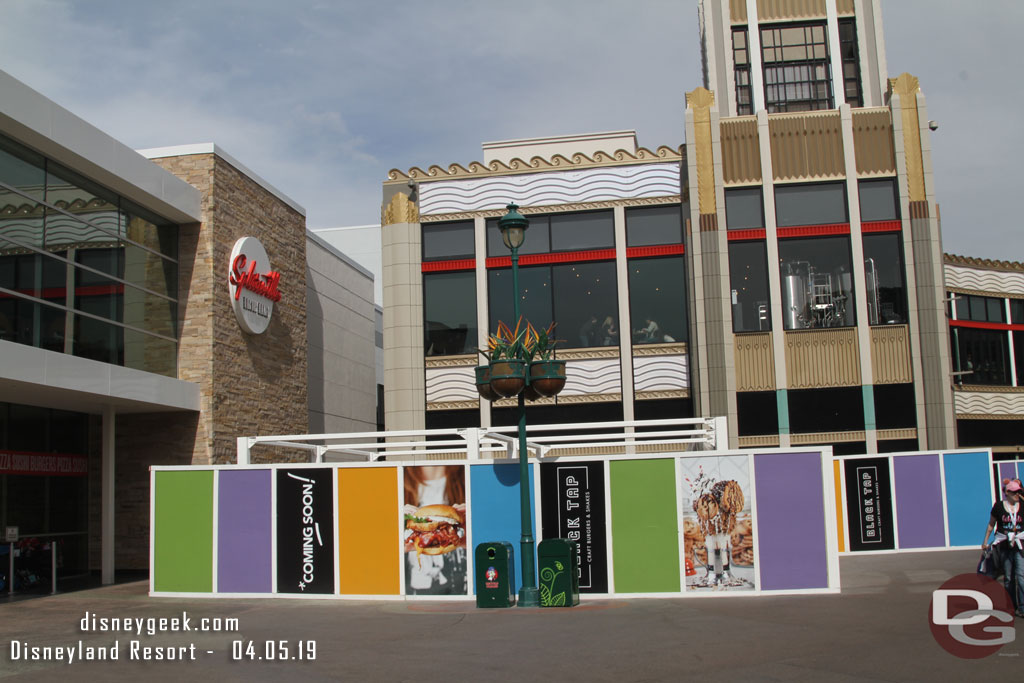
left=862, top=385, right=876, bottom=430
left=776, top=390, right=790, bottom=434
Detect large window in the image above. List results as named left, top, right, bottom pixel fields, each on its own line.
left=952, top=327, right=1010, bottom=386
left=732, top=28, right=753, bottom=116
left=954, top=294, right=1006, bottom=323
left=729, top=241, right=771, bottom=332
left=778, top=236, right=856, bottom=329
left=424, top=271, right=477, bottom=356
left=725, top=187, right=764, bottom=230
left=760, top=22, right=833, bottom=112
left=628, top=257, right=687, bottom=344
left=625, top=205, right=682, bottom=246
left=423, top=220, right=474, bottom=261
left=487, top=266, right=553, bottom=336
left=775, top=182, right=847, bottom=227
left=859, top=179, right=899, bottom=222
left=0, top=135, right=179, bottom=376
left=838, top=18, right=863, bottom=107
left=863, top=233, right=907, bottom=325
left=486, top=210, right=613, bottom=257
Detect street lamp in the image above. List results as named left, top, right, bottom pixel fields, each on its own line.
left=497, top=202, right=540, bottom=608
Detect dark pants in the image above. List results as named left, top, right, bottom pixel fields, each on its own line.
left=996, top=542, right=1024, bottom=609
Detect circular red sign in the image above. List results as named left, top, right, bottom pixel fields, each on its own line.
left=928, top=572, right=1014, bottom=658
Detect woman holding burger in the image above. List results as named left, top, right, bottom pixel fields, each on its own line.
left=403, top=465, right=467, bottom=595
left=983, top=478, right=1024, bottom=616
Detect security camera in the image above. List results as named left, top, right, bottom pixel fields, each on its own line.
left=928, top=120, right=938, bottom=131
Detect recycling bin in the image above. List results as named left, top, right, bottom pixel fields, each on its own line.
left=475, top=541, right=515, bottom=608
left=538, top=538, right=580, bottom=607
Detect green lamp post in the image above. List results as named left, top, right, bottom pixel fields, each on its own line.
left=497, top=202, right=540, bottom=608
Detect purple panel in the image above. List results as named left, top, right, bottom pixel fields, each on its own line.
left=753, top=452, right=829, bottom=591
left=1000, top=462, right=1017, bottom=486
left=218, top=469, right=272, bottom=593
left=892, top=454, right=945, bottom=549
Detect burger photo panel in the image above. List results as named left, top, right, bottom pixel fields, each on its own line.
left=681, top=455, right=755, bottom=592
left=403, top=465, right=468, bottom=596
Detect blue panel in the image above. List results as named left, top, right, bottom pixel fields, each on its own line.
left=943, top=451, right=993, bottom=547
left=469, top=463, right=536, bottom=594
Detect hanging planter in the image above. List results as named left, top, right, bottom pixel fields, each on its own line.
left=489, top=358, right=527, bottom=398
left=475, top=365, right=500, bottom=402
left=522, top=380, right=543, bottom=402
left=529, top=359, right=567, bottom=397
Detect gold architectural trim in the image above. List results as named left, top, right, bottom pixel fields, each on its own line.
left=785, top=328, right=861, bottom=389
left=386, top=146, right=684, bottom=184
left=790, top=430, right=866, bottom=444
left=721, top=117, right=762, bottom=185
left=381, top=192, right=418, bottom=225
left=888, top=73, right=925, bottom=203
left=553, top=393, right=622, bottom=405
left=635, top=390, right=691, bottom=400
left=425, top=355, right=478, bottom=369
left=633, top=342, right=688, bottom=357
left=852, top=109, right=896, bottom=176
left=428, top=401, right=483, bottom=411
left=870, top=325, right=913, bottom=385
left=687, top=87, right=717, bottom=217
left=557, top=348, right=620, bottom=361
left=769, top=111, right=845, bottom=181
left=955, top=385, right=1024, bottom=394
left=957, top=413, right=1024, bottom=421
left=735, top=332, right=775, bottom=392
left=945, top=253, right=1024, bottom=273
left=877, top=428, right=918, bottom=441
left=420, top=196, right=683, bottom=222
left=493, top=396, right=556, bottom=408
left=737, top=435, right=781, bottom=448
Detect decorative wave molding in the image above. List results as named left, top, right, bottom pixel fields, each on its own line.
left=0, top=213, right=120, bottom=251
left=418, top=164, right=680, bottom=216
left=561, top=358, right=621, bottom=396
left=425, top=366, right=477, bottom=403
left=633, top=355, right=689, bottom=392
left=946, top=263, right=1024, bottom=297
left=954, top=391, right=1024, bottom=416
left=387, top=146, right=682, bottom=183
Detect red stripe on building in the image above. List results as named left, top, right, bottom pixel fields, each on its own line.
left=777, top=223, right=851, bottom=238
left=727, top=229, right=767, bottom=241
left=421, top=259, right=475, bottom=272
left=486, top=249, right=618, bottom=268
left=625, top=244, right=685, bottom=258
left=862, top=220, right=902, bottom=233
left=950, top=320, right=1024, bottom=332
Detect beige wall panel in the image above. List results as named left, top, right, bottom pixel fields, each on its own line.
left=756, top=0, right=827, bottom=21
left=769, top=112, right=844, bottom=181
left=730, top=0, right=747, bottom=23
left=955, top=389, right=1024, bottom=417
left=852, top=109, right=897, bottom=176
left=836, top=0, right=855, bottom=15
left=784, top=328, right=861, bottom=388
left=870, top=324, right=913, bottom=385
left=720, top=118, right=762, bottom=185
left=735, top=332, right=776, bottom=391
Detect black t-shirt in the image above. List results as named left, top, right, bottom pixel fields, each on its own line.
left=990, top=501, right=1024, bottom=536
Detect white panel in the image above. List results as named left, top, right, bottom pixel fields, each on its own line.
left=633, top=355, right=690, bottom=391
left=946, top=265, right=1024, bottom=297
left=425, top=366, right=476, bottom=402
left=418, top=164, right=680, bottom=215
left=561, top=358, right=621, bottom=396
left=954, top=391, right=1024, bottom=416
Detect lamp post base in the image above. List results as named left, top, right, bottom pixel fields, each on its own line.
left=518, top=586, right=540, bottom=608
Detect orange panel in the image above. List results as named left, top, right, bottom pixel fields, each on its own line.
left=833, top=460, right=846, bottom=553
left=338, top=468, right=400, bottom=595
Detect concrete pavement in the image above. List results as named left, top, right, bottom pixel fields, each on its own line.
left=0, top=550, right=1014, bottom=681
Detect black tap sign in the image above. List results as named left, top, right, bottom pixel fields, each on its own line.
left=540, top=461, right=608, bottom=593
left=276, top=468, right=335, bottom=594
left=842, top=457, right=895, bottom=552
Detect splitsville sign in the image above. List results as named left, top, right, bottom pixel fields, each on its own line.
left=228, top=237, right=282, bottom=334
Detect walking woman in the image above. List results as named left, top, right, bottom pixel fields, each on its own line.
left=983, top=478, right=1024, bottom=616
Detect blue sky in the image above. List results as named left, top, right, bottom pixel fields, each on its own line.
left=1, top=1, right=1020, bottom=260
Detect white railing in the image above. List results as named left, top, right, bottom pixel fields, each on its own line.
left=235, top=416, right=728, bottom=464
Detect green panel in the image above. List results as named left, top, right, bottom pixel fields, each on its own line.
left=777, top=390, right=790, bottom=433
left=610, top=460, right=680, bottom=593
left=862, top=385, right=876, bottom=430
left=154, top=470, right=214, bottom=592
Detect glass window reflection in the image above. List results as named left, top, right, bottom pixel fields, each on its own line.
left=729, top=241, right=771, bottom=332
left=628, top=257, right=687, bottom=344
left=778, top=236, right=856, bottom=329
left=862, top=233, right=907, bottom=325
left=554, top=261, right=618, bottom=348
left=424, top=271, right=477, bottom=356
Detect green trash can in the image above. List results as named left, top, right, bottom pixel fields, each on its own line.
left=475, top=542, right=515, bottom=608
left=538, top=538, right=580, bottom=607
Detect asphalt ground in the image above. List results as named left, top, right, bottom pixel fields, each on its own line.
left=0, top=549, right=1015, bottom=682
